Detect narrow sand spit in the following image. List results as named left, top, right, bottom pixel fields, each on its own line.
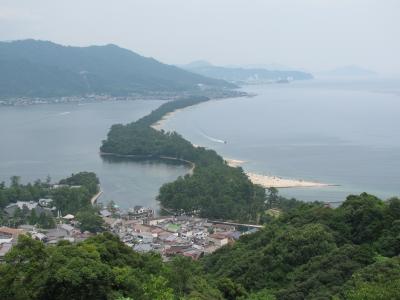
left=246, top=172, right=332, bottom=188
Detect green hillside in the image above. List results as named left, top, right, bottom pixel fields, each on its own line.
left=0, top=40, right=234, bottom=98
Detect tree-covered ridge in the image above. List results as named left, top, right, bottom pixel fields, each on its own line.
left=100, top=96, right=265, bottom=222
left=0, top=40, right=234, bottom=98
left=202, top=193, right=400, bottom=299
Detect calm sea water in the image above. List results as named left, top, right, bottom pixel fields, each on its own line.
left=0, top=100, right=189, bottom=210
left=1, top=80, right=399, bottom=207
left=161, top=79, right=400, bottom=202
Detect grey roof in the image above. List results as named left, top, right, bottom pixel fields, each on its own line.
left=39, top=198, right=53, bottom=203
left=4, top=201, right=51, bottom=217
left=0, top=243, right=12, bottom=257
left=228, top=231, right=242, bottom=240
left=6, top=201, right=38, bottom=210
left=100, top=210, right=112, bottom=217
left=60, top=224, right=74, bottom=232
left=133, top=243, right=153, bottom=253
left=46, top=228, right=69, bottom=240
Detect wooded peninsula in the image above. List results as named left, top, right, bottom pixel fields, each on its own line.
left=100, top=95, right=266, bottom=222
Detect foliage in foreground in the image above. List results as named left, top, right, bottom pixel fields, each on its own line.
left=203, top=193, right=400, bottom=299
left=0, top=193, right=399, bottom=300
left=0, top=233, right=222, bottom=300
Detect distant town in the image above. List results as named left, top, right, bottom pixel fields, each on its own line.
left=0, top=89, right=248, bottom=106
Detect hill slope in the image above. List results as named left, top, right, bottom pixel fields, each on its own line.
left=182, top=61, right=313, bottom=83
left=0, top=40, right=233, bottom=97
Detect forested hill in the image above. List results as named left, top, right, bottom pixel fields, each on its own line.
left=202, top=193, right=400, bottom=299
left=0, top=40, right=234, bottom=98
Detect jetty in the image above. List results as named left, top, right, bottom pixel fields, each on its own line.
left=90, top=190, right=103, bottom=205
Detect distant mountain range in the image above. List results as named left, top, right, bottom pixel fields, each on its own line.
left=317, top=65, right=378, bottom=79
left=0, top=40, right=233, bottom=98
left=180, top=60, right=313, bottom=83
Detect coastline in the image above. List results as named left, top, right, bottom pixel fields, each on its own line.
left=90, top=190, right=103, bottom=205
left=100, top=152, right=195, bottom=174
left=150, top=109, right=183, bottom=131
left=151, top=107, right=333, bottom=189
left=226, top=159, right=333, bottom=189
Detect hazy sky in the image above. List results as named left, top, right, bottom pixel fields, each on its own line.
left=1, top=0, right=399, bottom=75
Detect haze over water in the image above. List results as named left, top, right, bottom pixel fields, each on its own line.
left=0, top=79, right=399, bottom=207
left=161, top=79, right=400, bottom=202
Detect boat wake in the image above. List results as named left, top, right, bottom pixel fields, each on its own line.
left=58, top=111, right=71, bottom=116
left=198, top=130, right=226, bottom=144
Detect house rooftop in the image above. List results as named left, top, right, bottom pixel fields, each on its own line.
left=0, top=227, right=25, bottom=237
left=209, top=233, right=228, bottom=240
left=6, top=201, right=38, bottom=210
left=0, top=243, right=13, bottom=258
left=134, top=243, right=153, bottom=253
left=60, top=224, right=74, bottom=232
left=100, top=209, right=112, bottom=217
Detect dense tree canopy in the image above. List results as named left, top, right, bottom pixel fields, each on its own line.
left=59, top=171, right=99, bottom=194
left=202, top=193, right=400, bottom=299
left=0, top=233, right=223, bottom=300
left=1, top=193, right=398, bottom=299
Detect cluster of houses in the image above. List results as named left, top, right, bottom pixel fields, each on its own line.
left=1, top=199, right=259, bottom=261
left=4, top=198, right=55, bottom=217
left=0, top=196, right=93, bottom=260
left=0, top=92, right=200, bottom=106
left=102, top=206, right=257, bottom=260
left=0, top=217, right=94, bottom=261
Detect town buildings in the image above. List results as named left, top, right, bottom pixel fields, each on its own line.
left=104, top=213, right=252, bottom=260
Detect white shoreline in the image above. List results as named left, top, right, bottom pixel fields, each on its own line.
left=246, top=172, right=332, bottom=189
left=225, top=159, right=332, bottom=188
left=151, top=109, right=183, bottom=131
left=151, top=109, right=333, bottom=189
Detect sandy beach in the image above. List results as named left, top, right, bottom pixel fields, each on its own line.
left=246, top=172, right=332, bottom=188
left=225, top=158, right=247, bottom=167
left=226, top=158, right=331, bottom=188
left=151, top=109, right=183, bottom=131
